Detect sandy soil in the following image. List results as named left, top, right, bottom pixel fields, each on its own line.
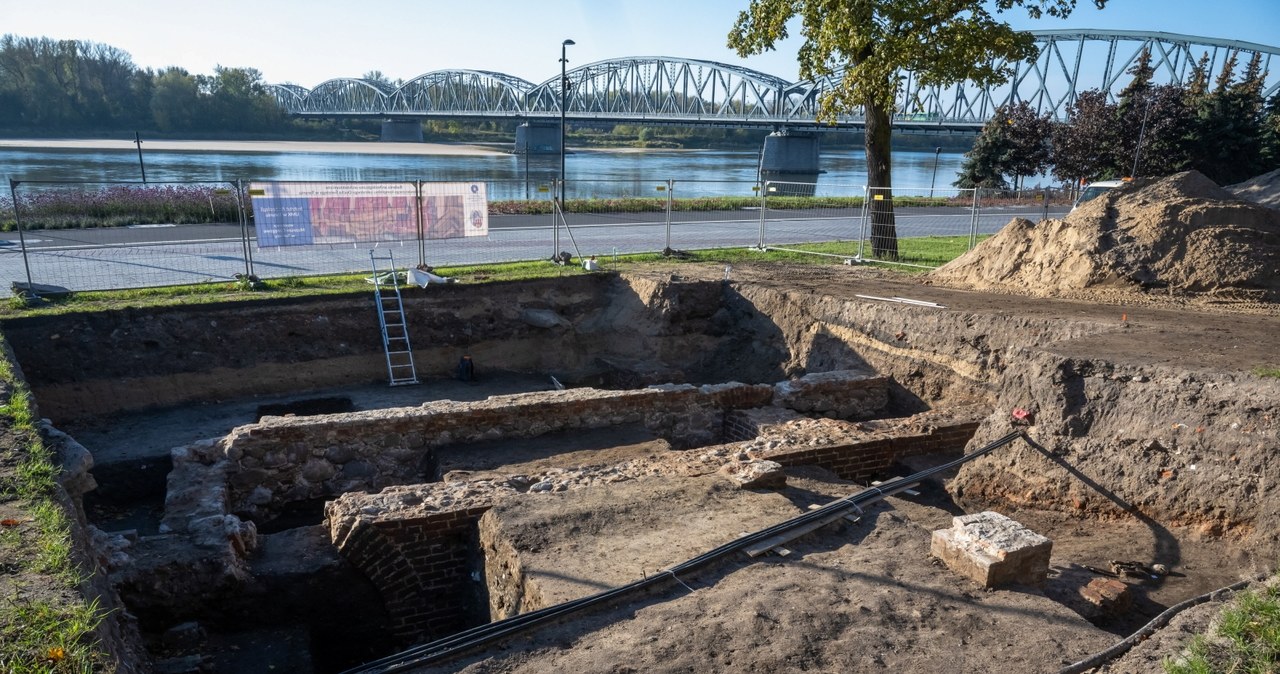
left=930, top=171, right=1280, bottom=303
left=434, top=468, right=1125, bottom=674
left=0, top=138, right=508, bottom=156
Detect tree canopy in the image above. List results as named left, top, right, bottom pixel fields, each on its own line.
left=728, top=0, right=1105, bottom=258
left=0, top=34, right=290, bottom=135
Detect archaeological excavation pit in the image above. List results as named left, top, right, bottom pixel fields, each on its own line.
left=5, top=261, right=1278, bottom=673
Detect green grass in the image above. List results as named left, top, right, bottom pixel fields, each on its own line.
left=0, top=236, right=981, bottom=318
left=766, top=235, right=987, bottom=270
left=0, top=346, right=109, bottom=672
left=0, top=600, right=106, bottom=673
left=1164, top=582, right=1280, bottom=674
left=1252, top=366, right=1280, bottom=378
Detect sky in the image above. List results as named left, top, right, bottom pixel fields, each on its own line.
left=3, top=0, right=1278, bottom=88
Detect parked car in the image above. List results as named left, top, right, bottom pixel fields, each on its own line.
left=1071, top=179, right=1126, bottom=211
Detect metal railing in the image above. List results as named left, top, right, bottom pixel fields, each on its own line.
left=1, top=177, right=1068, bottom=297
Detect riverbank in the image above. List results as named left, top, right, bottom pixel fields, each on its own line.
left=0, top=138, right=509, bottom=156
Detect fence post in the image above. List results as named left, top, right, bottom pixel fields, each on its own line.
left=415, top=180, right=427, bottom=267
left=857, top=185, right=870, bottom=260
left=757, top=181, right=767, bottom=249
left=235, top=180, right=255, bottom=279
left=552, top=178, right=561, bottom=261
left=8, top=179, right=34, bottom=292
left=664, top=179, right=674, bottom=253
left=969, top=188, right=980, bottom=250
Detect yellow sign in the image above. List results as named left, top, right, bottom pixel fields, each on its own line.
left=873, top=194, right=884, bottom=200
left=537, top=185, right=550, bottom=193
left=656, top=185, right=666, bottom=192
left=248, top=189, right=266, bottom=196
left=214, top=189, right=231, bottom=195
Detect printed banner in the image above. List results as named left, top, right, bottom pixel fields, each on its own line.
left=249, top=181, right=489, bottom=248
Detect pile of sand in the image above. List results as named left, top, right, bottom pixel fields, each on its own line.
left=1227, top=168, right=1280, bottom=210
left=929, top=171, right=1280, bottom=301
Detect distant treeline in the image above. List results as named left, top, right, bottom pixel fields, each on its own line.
left=0, top=34, right=973, bottom=152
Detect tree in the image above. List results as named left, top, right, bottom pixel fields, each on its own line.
left=1112, top=47, right=1153, bottom=174
left=728, top=0, right=1105, bottom=259
left=1002, top=102, right=1054, bottom=189
left=1103, top=49, right=1196, bottom=178
left=955, top=121, right=1012, bottom=190
left=1262, top=93, right=1280, bottom=169
left=1190, top=51, right=1269, bottom=184
left=150, top=67, right=201, bottom=131
left=1051, top=89, right=1119, bottom=187
left=956, top=102, right=1052, bottom=191
left=1128, top=84, right=1194, bottom=177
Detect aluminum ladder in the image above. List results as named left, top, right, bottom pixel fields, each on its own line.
left=370, top=251, right=420, bottom=386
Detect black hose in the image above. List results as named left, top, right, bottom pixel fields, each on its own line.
left=1057, top=578, right=1255, bottom=674
left=343, top=430, right=1028, bottom=673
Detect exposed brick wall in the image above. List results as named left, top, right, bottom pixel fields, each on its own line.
left=333, top=506, right=492, bottom=643
left=752, top=414, right=984, bottom=481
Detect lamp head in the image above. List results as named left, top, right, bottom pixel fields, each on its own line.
left=563, top=39, right=575, bottom=46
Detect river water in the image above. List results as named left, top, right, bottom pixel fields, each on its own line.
left=0, top=144, right=975, bottom=200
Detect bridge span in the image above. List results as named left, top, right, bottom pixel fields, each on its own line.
left=269, top=31, right=1279, bottom=130
left=265, top=30, right=1279, bottom=180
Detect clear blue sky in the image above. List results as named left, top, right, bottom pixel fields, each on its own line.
left=3, top=1, right=1277, bottom=87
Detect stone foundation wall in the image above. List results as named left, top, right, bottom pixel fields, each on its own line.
left=215, top=383, right=775, bottom=520
left=201, top=371, right=887, bottom=522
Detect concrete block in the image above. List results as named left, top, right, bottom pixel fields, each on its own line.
left=930, top=511, right=1052, bottom=588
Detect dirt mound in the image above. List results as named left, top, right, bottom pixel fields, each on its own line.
left=1227, top=168, right=1280, bottom=209
left=929, top=171, right=1280, bottom=301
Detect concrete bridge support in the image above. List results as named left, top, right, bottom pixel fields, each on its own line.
left=515, top=122, right=562, bottom=154
left=759, top=131, right=822, bottom=196
left=381, top=120, right=424, bottom=142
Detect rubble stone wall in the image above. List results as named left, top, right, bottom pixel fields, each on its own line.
left=216, top=383, right=775, bottom=520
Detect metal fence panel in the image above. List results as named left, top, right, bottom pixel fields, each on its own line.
left=665, top=180, right=764, bottom=254
left=553, top=178, right=672, bottom=262
left=0, top=176, right=1080, bottom=297
left=759, top=180, right=869, bottom=258
left=4, top=180, right=247, bottom=292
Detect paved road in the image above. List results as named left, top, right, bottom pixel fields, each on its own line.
left=0, top=206, right=1066, bottom=295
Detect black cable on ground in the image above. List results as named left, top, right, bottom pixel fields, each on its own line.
left=1057, top=578, right=1255, bottom=674
left=343, top=430, right=1028, bottom=674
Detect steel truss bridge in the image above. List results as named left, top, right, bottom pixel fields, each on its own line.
left=267, top=30, right=1280, bottom=132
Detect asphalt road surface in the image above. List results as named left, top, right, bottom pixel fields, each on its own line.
left=0, top=205, right=1065, bottom=295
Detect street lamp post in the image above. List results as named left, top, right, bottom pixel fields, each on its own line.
left=560, top=39, right=574, bottom=205
left=929, top=147, right=941, bottom=197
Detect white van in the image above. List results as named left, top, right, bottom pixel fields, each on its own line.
left=1071, top=180, right=1126, bottom=211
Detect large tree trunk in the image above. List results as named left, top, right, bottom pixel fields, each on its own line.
left=864, top=97, right=899, bottom=260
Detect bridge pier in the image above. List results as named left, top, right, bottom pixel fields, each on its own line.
left=759, top=130, right=822, bottom=196
left=514, top=122, right=561, bottom=154
left=380, top=120, right=424, bottom=142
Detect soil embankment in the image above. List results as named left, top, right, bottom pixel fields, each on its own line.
left=930, top=171, right=1280, bottom=304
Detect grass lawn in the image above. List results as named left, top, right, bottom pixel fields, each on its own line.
left=2, top=236, right=983, bottom=317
